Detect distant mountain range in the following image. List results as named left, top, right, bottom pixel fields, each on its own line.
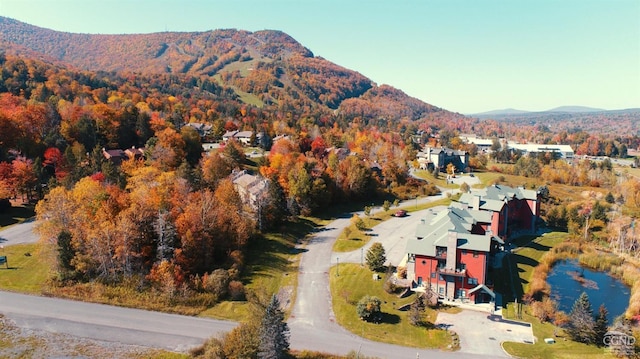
left=471, top=106, right=615, bottom=118
left=471, top=106, right=640, bottom=136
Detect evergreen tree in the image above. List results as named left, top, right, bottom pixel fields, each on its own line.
left=604, top=192, right=615, bottom=204
left=409, top=294, right=427, bottom=326
left=566, top=292, right=596, bottom=344
left=365, top=242, right=386, bottom=272
left=594, top=304, right=609, bottom=346
left=258, top=295, right=290, bottom=359
left=57, top=230, right=75, bottom=276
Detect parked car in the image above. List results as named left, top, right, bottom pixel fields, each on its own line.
left=395, top=209, right=407, bottom=217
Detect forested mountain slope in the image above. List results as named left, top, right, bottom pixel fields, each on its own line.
left=0, top=16, right=457, bottom=119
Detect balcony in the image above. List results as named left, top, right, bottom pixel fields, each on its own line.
left=435, top=251, right=447, bottom=259
left=437, top=267, right=467, bottom=277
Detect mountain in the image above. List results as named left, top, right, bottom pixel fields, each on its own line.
left=471, top=108, right=531, bottom=117
left=473, top=106, right=608, bottom=118
left=546, top=106, right=605, bottom=113
left=0, top=16, right=458, bottom=121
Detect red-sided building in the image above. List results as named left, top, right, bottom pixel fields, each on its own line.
left=405, top=185, right=540, bottom=304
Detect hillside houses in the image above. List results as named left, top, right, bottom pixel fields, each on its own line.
left=404, top=184, right=540, bottom=304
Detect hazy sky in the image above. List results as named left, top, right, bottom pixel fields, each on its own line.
left=1, top=0, right=639, bottom=114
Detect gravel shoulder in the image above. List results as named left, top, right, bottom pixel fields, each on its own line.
left=0, top=314, right=165, bottom=359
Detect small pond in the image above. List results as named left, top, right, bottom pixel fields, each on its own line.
left=547, top=259, right=631, bottom=323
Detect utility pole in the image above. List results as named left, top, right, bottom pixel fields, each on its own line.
left=336, top=256, right=339, bottom=277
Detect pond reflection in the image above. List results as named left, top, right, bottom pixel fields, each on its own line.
left=548, top=259, right=630, bottom=323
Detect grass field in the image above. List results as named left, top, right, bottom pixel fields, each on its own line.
left=412, top=169, right=457, bottom=189
left=200, top=218, right=317, bottom=321
left=329, top=263, right=456, bottom=350
left=502, top=310, right=614, bottom=359
left=474, top=170, right=542, bottom=189
left=0, top=243, right=50, bottom=294
left=510, top=232, right=567, bottom=295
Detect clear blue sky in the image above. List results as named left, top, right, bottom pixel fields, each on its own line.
left=1, top=0, right=639, bottom=114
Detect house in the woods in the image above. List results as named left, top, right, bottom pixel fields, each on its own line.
left=184, top=122, right=213, bottom=138
left=102, top=147, right=144, bottom=165
left=231, top=170, right=269, bottom=210
left=404, top=184, right=540, bottom=304
left=416, top=146, right=469, bottom=172
left=223, top=130, right=262, bottom=145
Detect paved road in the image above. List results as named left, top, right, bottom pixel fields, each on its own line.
left=0, top=218, right=38, bottom=246
left=0, top=290, right=237, bottom=352
left=288, top=215, right=475, bottom=359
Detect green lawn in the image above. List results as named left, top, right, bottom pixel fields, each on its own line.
left=412, top=170, right=457, bottom=189
left=0, top=243, right=51, bottom=294
left=510, top=232, right=566, bottom=295
left=474, top=170, right=542, bottom=189
left=329, top=263, right=456, bottom=350
left=502, top=310, right=614, bottom=359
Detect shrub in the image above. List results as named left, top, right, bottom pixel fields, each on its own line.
left=204, top=269, right=230, bottom=301
left=383, top=279, right=400, bottom=294
left=531, top=297, right=557, bottom=323
left=365, top=242, right=386, bottom=272
left=397, top=266, right=407, bottom=279
left=351, top=214, right=366, bottom=231
left=228, top=280, right=246, bottom=301
left=356, top=295, right=382, bottom=321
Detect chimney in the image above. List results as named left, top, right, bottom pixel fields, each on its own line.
left=446, top=230, right=457, bottom=270
left=472, top=195, right=481, bottom=211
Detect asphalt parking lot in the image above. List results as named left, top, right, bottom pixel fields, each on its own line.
left=333, top=205, right=448, bottom=267
left=436, top=310, right=535, bottom=357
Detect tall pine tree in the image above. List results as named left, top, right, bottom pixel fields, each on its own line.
left=566, top=292, right=596, bottom=344
left=258, top=295, right=290, bottom=359
left=594, top=304, right=609, bottom=346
